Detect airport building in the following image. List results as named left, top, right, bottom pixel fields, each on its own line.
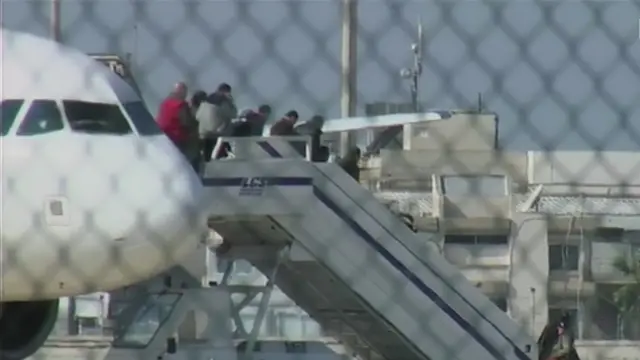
left=50, top=111, right=640, bottom=360
left=361, top=112, right=640, bottom=359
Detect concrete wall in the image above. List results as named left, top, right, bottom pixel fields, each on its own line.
left=509, top=213, right=549, bottom=337
left=443, top=196, right=512, bottom=218
left=406, top=113, right=498, bottom=151
left=378, top=149, right=528, bottom=183
left=576, top=341, right=640, bottom=360
left=443, top=244, right=510, bottom=267
left=528, top=151, right=640, bottom=189
left=368, top=149, right=640, bottom=195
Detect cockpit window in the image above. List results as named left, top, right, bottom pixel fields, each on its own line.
left=63, top=101, right=133, bottom=135
left=1, top=99, right=24, bottom=136
left=122, top=101, right=163, bottom=136
left=16, top=100, right=64, bottom=136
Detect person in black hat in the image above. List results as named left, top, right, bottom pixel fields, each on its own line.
left=269, top=110, right=299, bottom=136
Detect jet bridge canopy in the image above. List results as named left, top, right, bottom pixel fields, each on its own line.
left=203, top=136, right=537, bottom=360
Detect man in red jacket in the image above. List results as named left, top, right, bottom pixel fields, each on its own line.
left=157, top=82, right=199, bottom=170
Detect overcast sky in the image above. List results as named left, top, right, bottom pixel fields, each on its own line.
left=3, top=0, right=640, bottom=150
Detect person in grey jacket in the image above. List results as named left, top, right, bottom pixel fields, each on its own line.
left=196, top=83, right=238, bottom=161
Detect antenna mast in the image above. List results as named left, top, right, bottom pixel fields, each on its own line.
left=400, top=19, right=424, bottom=112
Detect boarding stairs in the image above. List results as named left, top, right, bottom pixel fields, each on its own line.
left=202, top=137, right=537, bottom=360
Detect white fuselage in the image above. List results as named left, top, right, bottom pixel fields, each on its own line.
left=0, top=133, right=206, bottom=301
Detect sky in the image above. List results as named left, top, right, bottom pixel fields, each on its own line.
left=2, top=0, right=640, bottom=150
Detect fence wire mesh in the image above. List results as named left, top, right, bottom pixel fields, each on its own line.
left=2, top=0, right=640, bottom=360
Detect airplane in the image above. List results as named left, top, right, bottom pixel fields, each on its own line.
left=88, top=53, right=142, bottom=96
left=0, top=29, right=206, bottom=359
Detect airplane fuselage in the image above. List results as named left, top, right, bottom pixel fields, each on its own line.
left=0, top=134, right=205, bottom=301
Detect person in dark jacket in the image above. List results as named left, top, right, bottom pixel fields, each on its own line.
left=295, top=115, right=325, bottom=161
left=157, top=82, right=199, bottom=171
left=250, top=104, right=272, bottom=136
left=269, top=110, right=299, bottom=136
left=338, top=146, right=361, bottom=181
left=230, top=105, right=272, bottom=137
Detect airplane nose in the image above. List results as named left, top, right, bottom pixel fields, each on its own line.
left=125, top=139, right=205, bottom=258
left=86, top=137, right=206, bottom=274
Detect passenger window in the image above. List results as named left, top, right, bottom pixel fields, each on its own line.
left=122, top=101, right=163, bottom=136
left=63, top=101, right=133, bottom=135
left=16, top=100, right=64, bottom=136
left=1, top=99, right=24, bottom=136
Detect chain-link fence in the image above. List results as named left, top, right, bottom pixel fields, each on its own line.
left=2, top=0, right=640, bottom=359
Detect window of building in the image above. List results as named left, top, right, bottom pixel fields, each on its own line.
left=379, top=177, right=433, bottom=192
left=63, top=100, right=132, bottom=135
left=594, top=227, right=624, bottom=243
left=549, top=244, right=580, bottom=271
left=445, top=234, right=509, bottom=245
left=16, top=100, right=65, bottom=136
left=122, top=101, right=163, bottom=136
left=1, top=99, right=24, bottom=136
left=441, top=175, right=507, bottom=196
left=590, top=285, right=640, bottom=340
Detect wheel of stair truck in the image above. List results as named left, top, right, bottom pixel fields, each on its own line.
left=0, top=300, right=60, bottom=360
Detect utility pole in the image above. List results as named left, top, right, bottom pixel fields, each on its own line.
left=339, top=0, right=358, bottom=158
left=50, top=0, right=61, bottom=42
